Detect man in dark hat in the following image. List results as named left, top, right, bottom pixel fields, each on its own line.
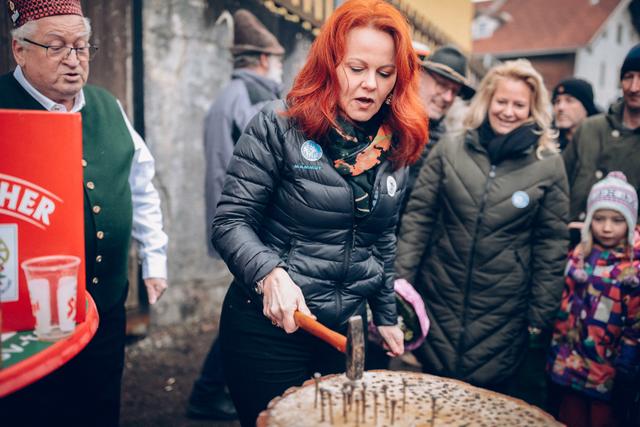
left=204, top=8, right=284, bottom=258
left=189, top=8, right=285, bottom=421
left=564, top=44, right=640, bottom=224
left=0, top=1, right=168, bottom=426
left=552, top=77, right=599, bottom=150
left=402, top=43, right=475, bottom=214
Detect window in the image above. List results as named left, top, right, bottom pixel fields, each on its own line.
left=617, top=24, right=623, bottom=44
left=472, top=16, right=500, bottom=40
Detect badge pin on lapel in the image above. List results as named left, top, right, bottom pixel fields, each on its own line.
left=9, top=1, right=19, bottom=24
left=386, top=176, right=397, bottom=197
left=511, top=191, right=529, bottom=209
left=301, top=140, right=323, bottom=162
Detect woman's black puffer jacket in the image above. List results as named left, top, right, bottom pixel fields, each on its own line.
left=212, top=101, right=406, bottom=331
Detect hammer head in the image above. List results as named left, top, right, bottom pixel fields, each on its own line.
left=346, top=315, right=365, bottom=381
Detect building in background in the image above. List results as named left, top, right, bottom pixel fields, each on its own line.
left=402, top=0, right=473, bottom=51
left=389, top=0, right=489, bottom=90
left=473, top=0, right=640, bottom=108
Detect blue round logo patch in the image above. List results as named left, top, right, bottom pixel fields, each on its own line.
left=387, top=176, right=397, bottom=197
left=300, top=140, right=323, bottom=162
left=511, top=191, right=530, bottom=209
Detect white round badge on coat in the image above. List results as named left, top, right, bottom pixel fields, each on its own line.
left=387, top=176, right=397, bottom=197
left=511, top=191, right=529, bottom=209
left=300, top=140, right=323, bottom=162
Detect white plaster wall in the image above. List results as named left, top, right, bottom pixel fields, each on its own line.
left=575, top=0, right=639, bottom=109
left=143, top=0, right=233, bottom=326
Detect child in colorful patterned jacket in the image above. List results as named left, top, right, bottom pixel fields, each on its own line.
left=548, top=171, right=640, bottom=427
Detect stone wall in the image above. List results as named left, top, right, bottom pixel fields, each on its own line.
left=142, top=0, right=313, bottom=326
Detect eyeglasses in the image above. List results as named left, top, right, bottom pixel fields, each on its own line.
left=22, top=38, right=98, bottom=61
left=429, top=71, right=462, bottom=96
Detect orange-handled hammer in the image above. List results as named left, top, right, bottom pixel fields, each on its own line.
left=294, top=311, right=364, bottom=380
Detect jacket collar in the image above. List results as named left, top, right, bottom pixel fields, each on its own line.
left=606, top=99, right=640, bottom=134
left=231, top=68, right=282, bottom=97
left=464, top=128, right=537, bottom=165
left=13, top=65, right=85, bottom=112
left=465, top=128, right=486, bottom=153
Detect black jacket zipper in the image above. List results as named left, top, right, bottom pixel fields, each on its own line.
left=337, top=184, right=355, bottom=325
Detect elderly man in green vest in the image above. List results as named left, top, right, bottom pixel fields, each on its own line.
left=0, top=1, right=168, bottom=426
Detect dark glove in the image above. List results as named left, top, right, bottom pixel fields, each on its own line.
left=527, top=327, right=551, bottom=349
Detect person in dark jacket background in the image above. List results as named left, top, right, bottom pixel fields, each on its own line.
left=552, top=77, right=599, bottom=151
left=564, top=43, right=640, bottom=223
left=211, top=1, right=428, bottom=425
left=395, top=59, right=569, bottom=405
left=404, top=43, right=475, bottom=208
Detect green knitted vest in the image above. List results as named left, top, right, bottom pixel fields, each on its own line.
left=0, top=72, right=134, bottom=313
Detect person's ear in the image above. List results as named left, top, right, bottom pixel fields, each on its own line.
left=12, top=39, right=27, bottom=67
left=260, top=53, right=270, bottom=69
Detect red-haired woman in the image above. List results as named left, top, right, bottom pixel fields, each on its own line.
left=211, top=0, right=428, bottom=425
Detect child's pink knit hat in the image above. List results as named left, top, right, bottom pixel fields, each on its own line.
left=582, top=171, right=638, bottom=247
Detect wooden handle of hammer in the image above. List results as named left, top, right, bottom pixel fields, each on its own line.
left=294, top=311, right=347, bottom=354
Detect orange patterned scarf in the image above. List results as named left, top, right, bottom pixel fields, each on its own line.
left=327, top=115, right=392, bottom=218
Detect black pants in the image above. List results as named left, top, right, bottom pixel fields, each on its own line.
left=507, top=345, right=550, bottom=410
left=2, top=289, right=127, bottom=427
left=190, top=335, right=226, bottom=398
left=219, top=283, right=345, bottom=427
left=365, top=341, right=391, bottom=370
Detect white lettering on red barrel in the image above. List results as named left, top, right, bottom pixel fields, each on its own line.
left=0, top=173, right=61, bottom=229
left=57, top=275, right=77, bottom=332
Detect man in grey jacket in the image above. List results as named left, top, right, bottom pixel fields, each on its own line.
left=188, top=9, right=284, bottom=420
left=204, top=9, right=284, bottom=257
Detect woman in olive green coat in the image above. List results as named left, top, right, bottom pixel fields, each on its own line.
left=395, top=59, right=569, bottom=401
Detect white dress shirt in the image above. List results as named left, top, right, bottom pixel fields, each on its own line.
left=14, top=66, right=168, bottom=280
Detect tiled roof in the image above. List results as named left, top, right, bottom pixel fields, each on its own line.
left=473, top=0, right=622, bottom=56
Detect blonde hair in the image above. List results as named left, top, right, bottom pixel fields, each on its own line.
left=463, top=59, right=557, bottom=155
left=579, top=232, right=594, bottom=259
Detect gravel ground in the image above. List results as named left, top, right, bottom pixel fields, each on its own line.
left=121, top=318, right=239, bottom=427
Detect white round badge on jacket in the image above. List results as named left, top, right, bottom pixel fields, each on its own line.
left=300, top=140, right=323, bottom=162
left=387, top=176, right=397, bottom=197
left=511, top=191, right=530, bottom=209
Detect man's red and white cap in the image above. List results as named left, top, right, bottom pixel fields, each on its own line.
left=7, top=0, right=83, bottom=28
